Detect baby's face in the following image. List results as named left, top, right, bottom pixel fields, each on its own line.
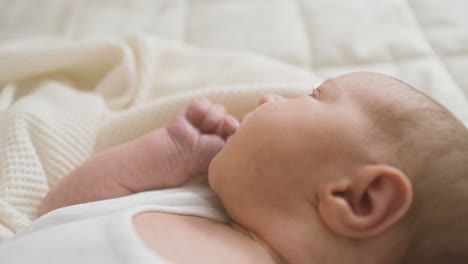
left=209, top=72, right=393, bottom=263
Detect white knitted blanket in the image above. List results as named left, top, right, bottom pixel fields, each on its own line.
left=0, top=34, right=321, bottom=240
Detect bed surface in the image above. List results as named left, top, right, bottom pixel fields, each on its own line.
left=1, top=0, right=467, bottom=124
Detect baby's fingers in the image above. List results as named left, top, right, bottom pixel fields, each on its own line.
left=200, top=104, right=226, bottom=134
left=185, top=98, right=237, bottom=139
left=221, top=115, right=239, bottom=139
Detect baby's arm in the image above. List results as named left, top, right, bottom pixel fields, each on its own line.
left=39, top=99, right=238, bottom=215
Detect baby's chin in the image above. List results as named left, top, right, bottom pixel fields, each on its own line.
left=206, top=148, right=236, bottom=209
left=207, top=150, right=223, bottom=192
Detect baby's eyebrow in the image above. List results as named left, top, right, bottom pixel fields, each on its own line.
left=311, top=79, right=328, bottom=93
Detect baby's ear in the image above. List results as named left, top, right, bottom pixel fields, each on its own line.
left=318, top=165, right=412, bottom=238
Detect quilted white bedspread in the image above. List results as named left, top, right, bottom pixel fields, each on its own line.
left=0, top=0, right=467, bottom=240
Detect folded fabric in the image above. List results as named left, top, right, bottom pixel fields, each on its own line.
left=0, top=34, right=321, bottom=240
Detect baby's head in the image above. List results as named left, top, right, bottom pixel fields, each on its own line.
left=208, top=72, right=468, bottom=263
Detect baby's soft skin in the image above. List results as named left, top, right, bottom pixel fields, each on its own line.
left=40, top=72, right=424, bottom=264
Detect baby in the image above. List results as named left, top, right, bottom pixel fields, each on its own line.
left=2, top=72, right=468, bottom=263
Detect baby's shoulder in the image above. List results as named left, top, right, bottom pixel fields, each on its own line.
left=134, top=211, right=277, bottom=263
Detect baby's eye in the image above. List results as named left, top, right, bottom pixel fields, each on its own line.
left=310, top=88, right=320, bottom=99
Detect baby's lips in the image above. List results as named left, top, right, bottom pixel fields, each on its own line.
left=259, top=93, right=283, bottom=105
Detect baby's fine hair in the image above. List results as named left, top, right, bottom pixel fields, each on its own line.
left=365, top=77, right=468, bottom=263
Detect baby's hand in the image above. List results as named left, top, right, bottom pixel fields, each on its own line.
left=39, top=99, right=239, bottom=214
left=167, top=98, right=239, bottom=178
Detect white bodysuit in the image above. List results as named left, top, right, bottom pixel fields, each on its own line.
left=0, top=185, right=229, bottom=264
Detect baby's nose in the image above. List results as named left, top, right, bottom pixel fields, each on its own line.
left=258, top=93, right=284, bottom=106
left=241, top=93, right=284, bottom=123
